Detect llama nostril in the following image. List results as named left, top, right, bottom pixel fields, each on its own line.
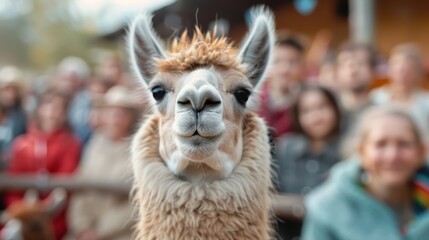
left=177, top=97, right=221, bottom=112
left=177, top=99, right=191, bottom=106
left=195, top=98, right=221, bottom=112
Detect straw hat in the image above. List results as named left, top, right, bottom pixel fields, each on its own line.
left=103, top=85, right=139, bottom=109
left=0, top=66, right=23, bottom=89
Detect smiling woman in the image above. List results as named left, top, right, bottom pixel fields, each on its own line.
left=302, top=106, right=429, bottom=240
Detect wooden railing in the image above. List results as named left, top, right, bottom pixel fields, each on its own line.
left=0, top=174, right=305, bottom=220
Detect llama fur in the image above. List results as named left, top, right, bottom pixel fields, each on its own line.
left=128, top=6, right=275, bottom=240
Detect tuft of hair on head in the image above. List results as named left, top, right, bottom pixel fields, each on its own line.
left=341, top=105, right=425, bottom=159
left=127, top=5, right=276, bottom=92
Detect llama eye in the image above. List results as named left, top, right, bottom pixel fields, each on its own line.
left=151, top=86, right=167, bottom=101
left=233, top=89, right=251, bottom=105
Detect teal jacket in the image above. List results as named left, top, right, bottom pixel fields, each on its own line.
left=302, top=160, right=429, bottom=240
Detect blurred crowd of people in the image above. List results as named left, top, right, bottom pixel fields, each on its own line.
left=0, top=55, right=145, bottom=240
left=0, top=30, right=429, bottom=240
left=264, top=33, right=429, bottom=240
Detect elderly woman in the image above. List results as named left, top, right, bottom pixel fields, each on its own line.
left=67, top=86, right=140, bottom=240
left=302, top=106, right=429, bottom=240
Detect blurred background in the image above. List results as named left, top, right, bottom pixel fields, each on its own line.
left=1, top=0, right=429, bottom=74
left=1, top=1, right=429, bottom=240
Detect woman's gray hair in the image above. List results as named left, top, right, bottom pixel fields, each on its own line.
left=341, top=105, right=425, bottom=159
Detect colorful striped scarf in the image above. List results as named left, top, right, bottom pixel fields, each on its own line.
left=412, top=166, right=429, bottom=217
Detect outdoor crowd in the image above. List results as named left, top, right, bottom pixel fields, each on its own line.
left=0, top=32, right=429, bottom=240
left=0, top=56, right=144, bottom=240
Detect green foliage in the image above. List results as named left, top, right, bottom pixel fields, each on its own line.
left=0, top=0, right=96, bottom=71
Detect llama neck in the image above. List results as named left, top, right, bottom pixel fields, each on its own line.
left=131, top=112, right=273, bottom=240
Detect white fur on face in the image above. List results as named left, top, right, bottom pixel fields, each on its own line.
left=156, top=67, right=247, bottom=182
left=174, top=69, right=225, bottom=160
left=129, top=7, right=275, bottom=182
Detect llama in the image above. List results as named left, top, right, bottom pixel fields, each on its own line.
left=129, top=6, right=275, bottom=239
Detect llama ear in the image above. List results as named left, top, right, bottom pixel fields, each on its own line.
left=128, top=14, right=166, bottom=87
left=238, top=6, right=275, bottom=91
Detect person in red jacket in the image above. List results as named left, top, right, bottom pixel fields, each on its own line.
left=6, top=89, right=81, bottom=240
left=258, top=33, right=306, bottom=139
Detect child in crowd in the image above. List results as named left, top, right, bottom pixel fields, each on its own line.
left=302, top=106, right=429, bottom=240
left=275, top=85, right=343, bottom=240
left=6, top=90, right=81, bottom=240
left=259, top=33, right=306, bottom=138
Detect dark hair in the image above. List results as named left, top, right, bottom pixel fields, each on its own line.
left=276, top=33, right=305, bottom=54
left=291, top=84, right=342, bottom=139
left=337, top=41, right=378, bottom=69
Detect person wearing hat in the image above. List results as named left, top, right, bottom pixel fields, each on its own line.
left=67, top=86, right=140, bottom=240
left=0, top=66, right=27, bottom=169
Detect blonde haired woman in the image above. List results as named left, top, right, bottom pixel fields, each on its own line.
left=302, top=106, right=429, bottom=240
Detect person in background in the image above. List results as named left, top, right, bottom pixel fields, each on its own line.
left=302, top=106, right=429, bottom=240
left=6, top=90, right=81, bottom=240
left=95, top=55, right=125, bottom=87
left=55, top=57, right=93, bottom=146
left=336, top=42, right=377, bottom=130
left=87, top=77, right=111, bottom=104
left=87, top=99, right=104, bottom=133
left=371, top=43, right=429, bottom=135
left=0, top=66, right=28, bottom=167
left=274, top=85, right=343, bottom=240
left=259, top=33, right=306, bottom=139
left=67, top=86, right=140, bottom=240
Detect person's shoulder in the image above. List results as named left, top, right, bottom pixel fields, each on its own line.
left=369, top=86, right=389, bottom=103
left=11, top=134, right=28, bottom=146
left=61, top=129, right=83, bottom=148
left=276, top=133, right=307, bottom=153
left=305, top=160, right=360, bottom=220
left=415, top=90, right=429, bottom=101
left=277, top=133, right=306, bottom=146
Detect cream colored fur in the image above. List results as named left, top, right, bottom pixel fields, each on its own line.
left=131, top=112, right=272, bottom=239
left=129, top=6, right=275, bottom=239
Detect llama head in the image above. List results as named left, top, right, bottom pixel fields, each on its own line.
left=129, top=6, right=275, bottom=183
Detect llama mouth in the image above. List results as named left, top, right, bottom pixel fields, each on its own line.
left=187, top=132, right=221, bottom=142
left=178, top=131, right=222, bottom=148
